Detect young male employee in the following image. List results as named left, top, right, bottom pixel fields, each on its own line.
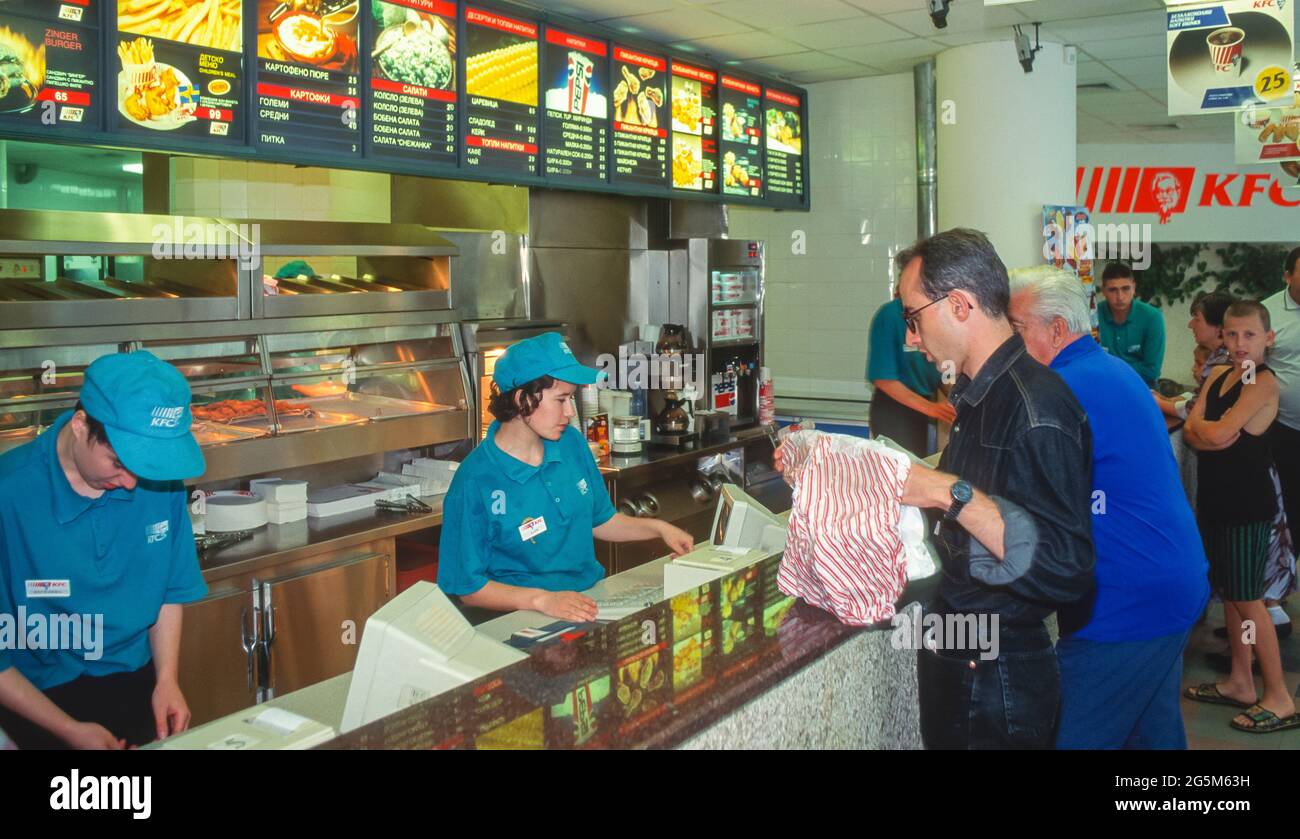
left=1097, top=262, right=1166, bottom=386
left=0, top=351, right=208, bottom=749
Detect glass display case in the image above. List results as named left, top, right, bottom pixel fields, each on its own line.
left=0, top=341, right=126, bottom=455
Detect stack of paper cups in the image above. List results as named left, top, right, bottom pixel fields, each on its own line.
left=581, top=383, right=600, bottom=420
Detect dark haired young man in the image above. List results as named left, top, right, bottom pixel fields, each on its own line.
left=437, top=333, right=693, bottom=623
left=0, top=351, right=207, bottom=749
left=894, top=228, right=1095, bottom=749
left=1098, top=261, right=1166, bottom=387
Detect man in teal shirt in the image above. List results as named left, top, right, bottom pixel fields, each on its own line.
left=1097, top=262, right=1166, bottom=386
left=867, top=293, right=952, bottom=455
left=0, top=351, right=208, bottom=749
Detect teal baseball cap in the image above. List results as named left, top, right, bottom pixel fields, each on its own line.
left=78, top=351, right=206, bottom=482
left=493, top=332, right=599, bottom=390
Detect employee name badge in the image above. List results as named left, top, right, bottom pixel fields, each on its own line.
left=519, top=516, right=548, bottom=542
left=26, top=579, right=71, bottom=598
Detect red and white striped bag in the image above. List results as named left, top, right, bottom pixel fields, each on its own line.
left=777, top=430, right=934, bottom=625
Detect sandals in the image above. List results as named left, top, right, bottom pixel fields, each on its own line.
left=1184, top=682, right=1253, bottom=708
left=1230, top=705, right=1300, bottom=734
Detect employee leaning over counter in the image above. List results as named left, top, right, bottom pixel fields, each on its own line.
left=0, top=352, right=208, bottom=749
left=438, top=333, right=694, bottom=622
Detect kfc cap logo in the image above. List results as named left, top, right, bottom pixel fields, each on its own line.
left=150, top=405, right=185, bottom=428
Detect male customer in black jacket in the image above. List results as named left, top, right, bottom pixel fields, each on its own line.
left=895, top=229, right=1095, bottom=749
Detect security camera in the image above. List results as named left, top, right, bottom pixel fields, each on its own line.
left=1013, top=23, right=1042, bottom=73
left=927, top=0, right=951, bottom=29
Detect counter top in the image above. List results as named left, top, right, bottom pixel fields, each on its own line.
left=197, top=496, right=446, bottom=583
left=594, top=427, right=771, bottom=479
left=317, top=553, right=938, bottom=750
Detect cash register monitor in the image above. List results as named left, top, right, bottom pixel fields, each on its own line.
left=712, top=483, right=787, bottom=554
left=341, top=582, right=526, bottom=733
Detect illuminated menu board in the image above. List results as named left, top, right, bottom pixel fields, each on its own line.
left=367, top=0, right=457, bottom=166
left=764, top=87, right=805, bottom=205
left=541, top=26, right=607, bottom=183
left=113, top=0, right=243, bottom=146
left=254, top=0, right=361, bottom=158
left=719, top=74, right=762, bottom=199
left=669, top=60, right=716, bottom=193
left=0, top=0, right=100, bottom=133
left=610, top=45, right=666, bottom=189
left=463, top=6, right=538, bottom=177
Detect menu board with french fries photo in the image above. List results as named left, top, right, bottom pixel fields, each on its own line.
left=113, top=0, right=244, bottom=143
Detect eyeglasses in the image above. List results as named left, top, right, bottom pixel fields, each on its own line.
left=902, top=297, right=944, bottom=334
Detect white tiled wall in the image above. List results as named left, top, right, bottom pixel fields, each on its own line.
left=729, top=73, right=916, bottom=404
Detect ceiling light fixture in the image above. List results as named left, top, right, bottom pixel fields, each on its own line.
left=122, top=162, right=144, bottom=174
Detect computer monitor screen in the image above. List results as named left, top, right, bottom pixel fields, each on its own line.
left=710, top=484, right=786, bottom=553
left=341, top=582, right=525, bottom=732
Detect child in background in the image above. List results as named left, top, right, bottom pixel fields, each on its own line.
left=1183, top=301, right=1298, bottom=733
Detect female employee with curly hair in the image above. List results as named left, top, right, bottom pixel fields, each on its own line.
left=437, top=333, right=694, bottom=622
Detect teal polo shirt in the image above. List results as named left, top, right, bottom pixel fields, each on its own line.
left=867, top=298, right=942, bottom=396
left=1097, top=298, right=1166, bottom=386
left=438, top=421, right=614, bottom=595
left=0, top=412, right=207, bottom=691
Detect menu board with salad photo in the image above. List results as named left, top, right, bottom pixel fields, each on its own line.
left=113, top=0, right=244, bottom=145
left=462, top=5, right=538, bottom=177
left=669, top=60, right=715, bottom=192
left=0, top=0, right=100, bottom=134
left=719, top=74, right=761, bottom=199
left=764, top=86, right=804, bottom=205
left=541, top=25, right=606, bottom=183
left=366, top=0, right=456, bottom=167
left=254, top=0, right=361, bottom=158
left=609, top=45, right=665, bottom=189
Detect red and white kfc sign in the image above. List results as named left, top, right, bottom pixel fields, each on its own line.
left=1079, top=143, right=1300, bottom=242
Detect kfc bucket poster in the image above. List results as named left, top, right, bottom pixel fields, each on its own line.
left=1166, top=0, right=1296, bottom=114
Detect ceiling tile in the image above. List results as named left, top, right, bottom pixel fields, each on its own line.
left=825, top=38, right=943, bottom=65
left=785, top=15, right=912, bottom=49
left=1040, top=10, right=1164, bottom=43
left=1008, top=0, right=1163, bottom=23
left=841, top=0, right=929, bottom=14
left=534, top=0, right=680, bottom=20
left=1076, top=33, right=1165, bottom=61
left=787, top=66, right=883, bottom=83
left=881, top=4, right=1027, bottom=37
left=755, top=51, right=866, bottom=73
left=602, top=7, right=755, bottom=40
left=931, top=30, right=1016, bottom=47
left=708, top=0, right=863, bottom=29
left=680, top=30, right=808, bottom=60
left=1099, top=55, right=1167, bottom=76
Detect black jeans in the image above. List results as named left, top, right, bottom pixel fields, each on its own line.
left=917, top=610, right=1059, bottom=749
left=0, top=662, right=157, bottom=749
left=869, top=386, right=932, bottom=457
left=1271, top=421, right=1300, bottom=550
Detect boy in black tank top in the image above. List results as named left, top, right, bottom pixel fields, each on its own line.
left=1183, top=301, right=1298, bottom=733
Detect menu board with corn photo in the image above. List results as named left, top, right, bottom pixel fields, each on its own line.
left=463, top=6, right=539, bottom=177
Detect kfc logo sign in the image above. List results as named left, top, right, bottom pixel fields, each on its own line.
left=1078, top=166, right=1300, bottom=223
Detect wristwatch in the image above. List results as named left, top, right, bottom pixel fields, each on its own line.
left=943, top=480, right=973, bottom=523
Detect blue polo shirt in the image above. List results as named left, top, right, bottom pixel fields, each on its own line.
left=867, top=298, right=942, bottom=397
left=1050, top=336, right=1208, bottom=642
left=1097, top=298, right=1166, bottom=386
left=0, top=411, right=208, bottom=690
left=438, top=421, right=615, bottom=595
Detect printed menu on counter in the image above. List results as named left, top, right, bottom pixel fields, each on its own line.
left=609, top=45, right=666, bottom=189
left=541, top=25, right=606, bottom=183
left=719, top=74, right=762, bottom=199
left=113, top=0, right=243, bottom=146
left=0, top=0, right=100, bottom=133
left=254, top=0, right=361, bottom=159
left=669, top=60, right=715, bottom=193
left=366, top=0, right=456, bottom=166
left=463, top=6, right=538, bottom=177
left=764, top=87, right=804, bottom=205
